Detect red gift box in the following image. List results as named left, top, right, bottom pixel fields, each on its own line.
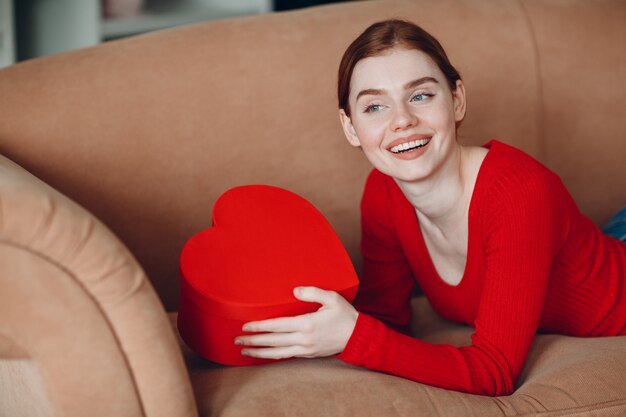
left=178, top=185, right=359, bottom=365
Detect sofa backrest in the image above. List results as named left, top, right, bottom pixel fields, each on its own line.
left=1, top=0, right=624, bottom=310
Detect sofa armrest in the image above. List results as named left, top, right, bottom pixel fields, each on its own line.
left=0, top=154, right=197, bottom=417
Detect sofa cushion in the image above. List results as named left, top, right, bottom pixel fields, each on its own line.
left=171, top=297, right=626, bottom=416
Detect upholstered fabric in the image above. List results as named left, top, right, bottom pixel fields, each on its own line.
left=0, top=155, right=196, bottom=416
left=1, top=0, right=624, bottom=311
left=0, top=0, right=624, bottom=415
left=174, top=298, right=626, bottom=417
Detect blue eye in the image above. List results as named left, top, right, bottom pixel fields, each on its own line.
left=410, top=93, right=434, bottom=102
left=364, top=104, right=385, bottom=113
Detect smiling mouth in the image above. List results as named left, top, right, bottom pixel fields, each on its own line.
left=389, top=137, right=431, bottom=154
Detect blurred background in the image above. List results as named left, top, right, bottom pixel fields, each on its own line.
left=0, top=0, right=353, bottom=68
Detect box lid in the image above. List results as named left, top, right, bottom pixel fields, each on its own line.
left=179, top=185, right=359, bottom=320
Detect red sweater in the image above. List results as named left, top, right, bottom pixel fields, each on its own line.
left=337, top=140, right=626, bottom=396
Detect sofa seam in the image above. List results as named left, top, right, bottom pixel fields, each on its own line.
left=515, top=0, right=547, bottom=161
left=514, top=397, right=626, bottom=417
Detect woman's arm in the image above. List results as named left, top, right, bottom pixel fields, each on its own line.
left=338, top=167, right=568, bottom=396
left=353, top=169, right=417, bottom=334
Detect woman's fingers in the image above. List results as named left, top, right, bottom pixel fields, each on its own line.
left=242, top=314, right=309, bottom=333
left=235, top=331, right=307, bottom=348
left=293, top=286, right=339, bottom=306
left=236, top=287, right=357, bottom=359
left=241, top=345, right=310, bottom=360
left=242, top=288, right=342, bottom=333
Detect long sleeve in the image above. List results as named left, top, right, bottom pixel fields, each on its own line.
left=353, top=170, right=416, bottom=334
left=338, top=152, right=570, bottom=396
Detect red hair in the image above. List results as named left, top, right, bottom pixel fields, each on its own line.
left=338, top=20, right=462, bottom=116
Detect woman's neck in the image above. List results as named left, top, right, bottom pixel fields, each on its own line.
left=395, top=143, right=477, bottom=230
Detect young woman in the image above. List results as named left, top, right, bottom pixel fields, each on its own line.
left=234, top=19, right=626, bottom=396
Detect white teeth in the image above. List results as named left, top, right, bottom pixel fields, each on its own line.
left=390, top=138, right=431, bottom=153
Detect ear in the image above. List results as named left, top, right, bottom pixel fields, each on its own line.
left=339, top=109, right=361, bottom=148
left=452, top=79, right=467, bottom=124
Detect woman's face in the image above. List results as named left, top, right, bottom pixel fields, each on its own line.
left=339, top=47, right=466, bottom=183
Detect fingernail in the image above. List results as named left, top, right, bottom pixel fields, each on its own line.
left=241, top=349, right=250, bottom=356
left=294, top=287, right=302, bottom=297
left=234, top=338, right=242, bottom=345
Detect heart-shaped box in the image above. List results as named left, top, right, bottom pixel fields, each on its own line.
left=178, top=185, right=359, bottom=365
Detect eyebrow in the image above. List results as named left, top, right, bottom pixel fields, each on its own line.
left=355, top=76, right=439, bottom=102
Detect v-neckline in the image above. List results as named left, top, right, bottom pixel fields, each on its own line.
left=406, top=142, right=495, bottom=288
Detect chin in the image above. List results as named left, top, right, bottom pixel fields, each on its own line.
left=380, top=165, right=431, bottom=183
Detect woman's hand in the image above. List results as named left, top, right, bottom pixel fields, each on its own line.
left=234, top=286, right=358, bottom=359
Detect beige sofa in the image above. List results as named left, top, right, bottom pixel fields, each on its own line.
left=1, top=0, right=625, bottom=415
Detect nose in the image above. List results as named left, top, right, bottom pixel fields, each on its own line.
left=390, top=102, right=418, bottom=132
